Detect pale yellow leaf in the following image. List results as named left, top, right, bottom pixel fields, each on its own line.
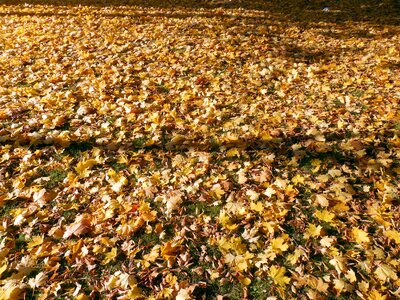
left=315, top=194, right=329, bottom=207
left=375, top=264, right=398, bottom=282
left=384, top=229, right=400, bottom=244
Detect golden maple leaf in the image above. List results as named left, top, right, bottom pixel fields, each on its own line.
left=352, top=228, right=370, bottom=244
left=315, top=209, right=335, bottom=223
left=384, top=229, right=400, bottom=244
left=75, top=159, right=97, bottom=178
left=368, top=289, right=387, bottom=300
left=268, top=265, right=290, bottom=286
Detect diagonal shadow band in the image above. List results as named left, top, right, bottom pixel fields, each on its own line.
left=0, top=128, right=395, bottom=155
left=0, top=0, right=399, bottom=25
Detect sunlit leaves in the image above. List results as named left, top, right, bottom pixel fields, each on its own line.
left=374, top=264, right=398, bottom=282
left=352, top=227, right=370, bottom=245
left=63, top=214, right=92, bottom=239
left=268, top=266, right=290, bottom=287
left=0, top=0, right=399, bottom=299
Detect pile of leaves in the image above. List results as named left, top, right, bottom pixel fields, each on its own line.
left=0, top=1, right=399, bottom=299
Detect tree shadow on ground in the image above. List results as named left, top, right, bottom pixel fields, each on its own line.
left=1, top=0, right=400, bottom=25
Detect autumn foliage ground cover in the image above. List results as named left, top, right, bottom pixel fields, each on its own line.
left=0, top=0, right=400, bottom=299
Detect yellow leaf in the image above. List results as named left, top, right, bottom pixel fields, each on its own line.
left=375, top=264, right=398, bottom=282
left=358, top=280, right=369, bottom=293
left=0, top=262, right=7, bottom=277
left=102, top=247, right=118, bottom=265
left=143, top=246, right=160, bottom=263
left=345, top=269, right=357, bottom=283
left=287, top=248, right=304, bottom=265
left=226, top=148, right=240, bottom=157
left=246, top=190, right=260, bottom=201
left=315, top=194, right=329, bottom=207
left=384, top=229, right=400, bottom=244
left=28, top=272, right=47, bottom=289
left=320, top=236, right=334, bottom=247
left=237, top=170, right=247, bottom=184
left=329, top=256, right=346, bottom=274
left=307, top=277, right=329, bottom=294
left=0, top=283, right=24, bottom=300
left=161, top=241, right=182, bottom=266
left=27, top=235, right=44, bottom=249
left=176, top=287, right=192, bottom=300
left=75, top=159, right=97, bottom=178
left=315, top=209, right=335, bottom=223
left=126, top=285, right=143, bottom=300
left=75, top=294, right=89, bottom=300
left=333, top=278, right=346, bottom=294
left=268, top=265, right=290, bottom=286
left=352, top=228, right=370, bottom=244
left=107, top=170, right=128, bottom=193
left=219, top=211, right=238, bottom=231
left=368, top=289, right=387, bottom=300
left=250, top=201, right=264, bottom=212
left=212, top=184, right=225, bottom=199
left=238, top=276, right=251, bottom=286
left=270, top=237, right=289, bottom=254
left=264, top=187, right=276, bottom=197
left=333, top=202, right=350, bottom=212
left=292, top=174, right=305, bottom=185
left=304, top=224, right=322, bottom=239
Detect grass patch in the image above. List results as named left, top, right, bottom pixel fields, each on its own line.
left=185, top=201, right=222, bottom=217
left=25, top=167, right=67, bottom=189
left=249, top=278, right=273, bottom=299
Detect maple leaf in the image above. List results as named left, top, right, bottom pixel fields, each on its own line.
left=268, top=265, right=290, bottom=286
left=63, top=214, right=92, bottom=239
left=176, top=287, right=192, bottom=300
left=107, top=169, right=128, bottom=193
left=212, top=184, right=225, bottom=200
left=27, top=235, right=44, bottom=249
left=28, top=272, right=47, bottom=289
left=374, top=264, right=398, bottom=282
left=315, top=209, right=335, bottom=223
left=0, top=280, right=25, bottom=300
left=102, top=247, right=118, bottom=265
left=304, top=224, right=322, bottom=239
left=368, top=289, right=387, bottom=300
left=264, top=187, right=276, bottom=197
left=270, top=237, right=289, bottom=254
left=314, top=194, right=329, bottom=207
left=75, top=159, right=97, bottom=178
left=333, top=278, right=346, bottom=294
left=250, top=201, right=263, bottom=212
left=352, top=227, right=370, bottom=244
left=161, top=240, right=182, bottom=266
left=345, top=269, right=357, bottom=283
left=126, top=286, right=144, bottom=300
left=384, top=229, right=400, bottom=244
left=287, top=249, right=304, bottom=265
